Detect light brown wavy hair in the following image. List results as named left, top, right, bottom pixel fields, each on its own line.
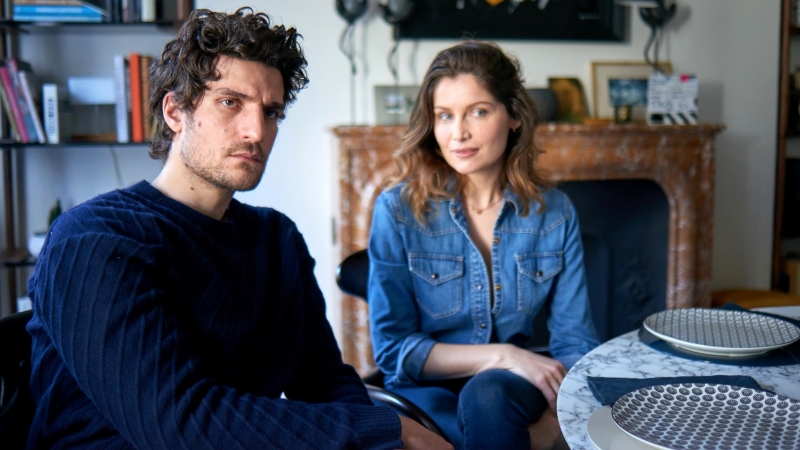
left=148, top=7, right=309, bottom=161
left=387, top=40, right=550, bottom=224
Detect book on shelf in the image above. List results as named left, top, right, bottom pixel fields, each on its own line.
left=128, top=52, right=143, bottom=143
left=6, top=59, right=44, bottom=143
left=42, top=83, right=71, bottom=144
left=11, top=0, right=190, bottom=23
left=140, top=0, right=153, bottom=21
left=0, top=65, right=30, bottom=142
left=13, top=0, right=108, bottom=22
left=0, top=82, right=21, bottom=142
left=157, top=0, right=188, bottom=22
left=113, top=55, right=130, bottom=143
left=16, top=67, right=47, bottom=143
left=140, top=55, right=151, bottom=139
left=42, top=83, right=58, bottom=143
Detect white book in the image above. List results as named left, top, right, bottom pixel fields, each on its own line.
left=140, top=0, right=155, bottom=22
left=42, top=83, right=59, bottom=144
left=113, top=55, right=130, bottom=143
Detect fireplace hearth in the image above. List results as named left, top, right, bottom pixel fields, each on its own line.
left=333, top=123, right=725, bottom=374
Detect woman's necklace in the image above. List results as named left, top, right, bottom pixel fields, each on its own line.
left=467, top=196, right=504, bottom=215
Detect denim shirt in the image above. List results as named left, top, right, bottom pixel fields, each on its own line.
left=367, top=184, right=600, bottom=389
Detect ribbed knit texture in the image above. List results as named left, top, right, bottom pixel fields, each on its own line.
left=25, top=181, right=402, bottom=449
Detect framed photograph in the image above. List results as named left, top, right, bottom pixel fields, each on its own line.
left=548, top=77, right=589, bottom=123
left=592, top=61, right=672, bottom=121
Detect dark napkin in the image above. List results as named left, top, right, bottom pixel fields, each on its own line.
left=586, top=375, right=765, bottom=406
left=721, top=302, right=800, bottom=327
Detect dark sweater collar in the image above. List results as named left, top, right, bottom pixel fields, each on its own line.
left=128, top=181, right=241, bottom=234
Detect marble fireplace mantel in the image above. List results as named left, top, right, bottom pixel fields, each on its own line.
left=333, top=123, right=725, bottom=374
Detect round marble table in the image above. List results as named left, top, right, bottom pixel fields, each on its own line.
left=556, top=307, right=800, bottom=450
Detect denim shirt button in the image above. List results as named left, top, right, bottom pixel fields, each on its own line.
left=477, top=284, right=482, bottom=290
left=431, top=273, right=438, bottom=279
left=480, top=323, right=486, bottom=329
left=495, top=284, right=501, bottom=291
left=451, top=207, right=457, bottom=214
left=493, top=237, right=500, bottom=244
left=535, top=270, right=543, bottom=277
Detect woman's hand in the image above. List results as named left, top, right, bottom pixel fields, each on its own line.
left=422, top=343, right=566, bottom=410
left=481, top=344, right=566, bottom=410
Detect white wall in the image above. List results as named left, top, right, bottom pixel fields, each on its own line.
left=13, top=0, right=782, bottom=338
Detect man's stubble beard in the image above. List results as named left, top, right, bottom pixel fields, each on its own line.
left=179, top=118, right=267, bottom=193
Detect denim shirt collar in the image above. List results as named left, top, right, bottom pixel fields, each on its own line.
left=448, top=186, right=526, bottom=217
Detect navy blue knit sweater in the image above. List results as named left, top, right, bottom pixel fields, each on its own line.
left=25, top=181, right=402, bottom=449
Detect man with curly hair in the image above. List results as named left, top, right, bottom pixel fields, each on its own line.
left=25, top=8, right=451, bottom=449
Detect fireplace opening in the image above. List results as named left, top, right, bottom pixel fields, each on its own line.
left=530, top=179, right=669, bottom=346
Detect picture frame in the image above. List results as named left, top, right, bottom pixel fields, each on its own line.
left=374, top=85, right=420, bottom=126
left=397, top=0, right=627, bottom=42
left=591, top=61, right=672, bottom=121
left=547, top=77, right=590, bottom=123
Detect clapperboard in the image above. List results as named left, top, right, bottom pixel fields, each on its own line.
left=647, top=73, right=698, bottom=125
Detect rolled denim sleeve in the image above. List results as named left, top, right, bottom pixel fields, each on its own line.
left=368, top=192, right=437, bottom=387
left=547, top=196, right=601, bottom=369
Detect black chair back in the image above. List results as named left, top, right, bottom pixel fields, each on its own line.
left=335, top=249, right=369, bottom=300
left=0, top=309, right=34, bottom=449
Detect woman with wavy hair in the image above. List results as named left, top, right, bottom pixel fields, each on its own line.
left=368, top=41, right=599, bottom=450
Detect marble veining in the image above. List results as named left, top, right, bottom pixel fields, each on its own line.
left=557, top=328, right=800, bottom=450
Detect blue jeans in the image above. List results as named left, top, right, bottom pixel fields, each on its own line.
left=389, top=369, right=547, bottom=450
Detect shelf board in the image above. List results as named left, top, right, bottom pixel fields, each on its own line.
left=0, top=140, right=152, bottom=147
left=0, top=19, right=178, bottom=30
left=1, top=248, right=32, bottom=266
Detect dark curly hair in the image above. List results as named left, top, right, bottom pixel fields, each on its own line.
left=148, top=7, right=309, bottom=161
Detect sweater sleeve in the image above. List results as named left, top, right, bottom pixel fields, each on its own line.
left=31, top=227, right=401, bottom=450
left=281, top=224, right=382, bottom=405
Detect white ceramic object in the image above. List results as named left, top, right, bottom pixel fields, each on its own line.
left=643, top=308, right=800, bottom=357
left=586, top=406, right=660, bottom=450
left=612, top=383, right=800, bottom=450
left=27, top=231, right=47, bottom=258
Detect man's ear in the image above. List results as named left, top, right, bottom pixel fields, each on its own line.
left=162, top=92, right=183, bottom=134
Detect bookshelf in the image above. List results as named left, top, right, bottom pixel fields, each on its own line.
left=0, top=4, right=190, bottom=316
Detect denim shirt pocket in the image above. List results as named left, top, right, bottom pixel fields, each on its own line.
left=515, top=252, right=563, bottom=316
left=409, top=253, right=464, bottom=319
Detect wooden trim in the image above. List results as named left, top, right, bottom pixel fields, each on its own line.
left=773, top=0, right=792, bottom=289
left=3, top=149, right=16, bottom=312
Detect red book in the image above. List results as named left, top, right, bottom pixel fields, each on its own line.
left=129, top=53, right=143, bottom=143
left=0, top=65, right=30, bottom=143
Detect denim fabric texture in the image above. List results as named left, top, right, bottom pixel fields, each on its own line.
left=368, top=184, right=600, bottom=389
